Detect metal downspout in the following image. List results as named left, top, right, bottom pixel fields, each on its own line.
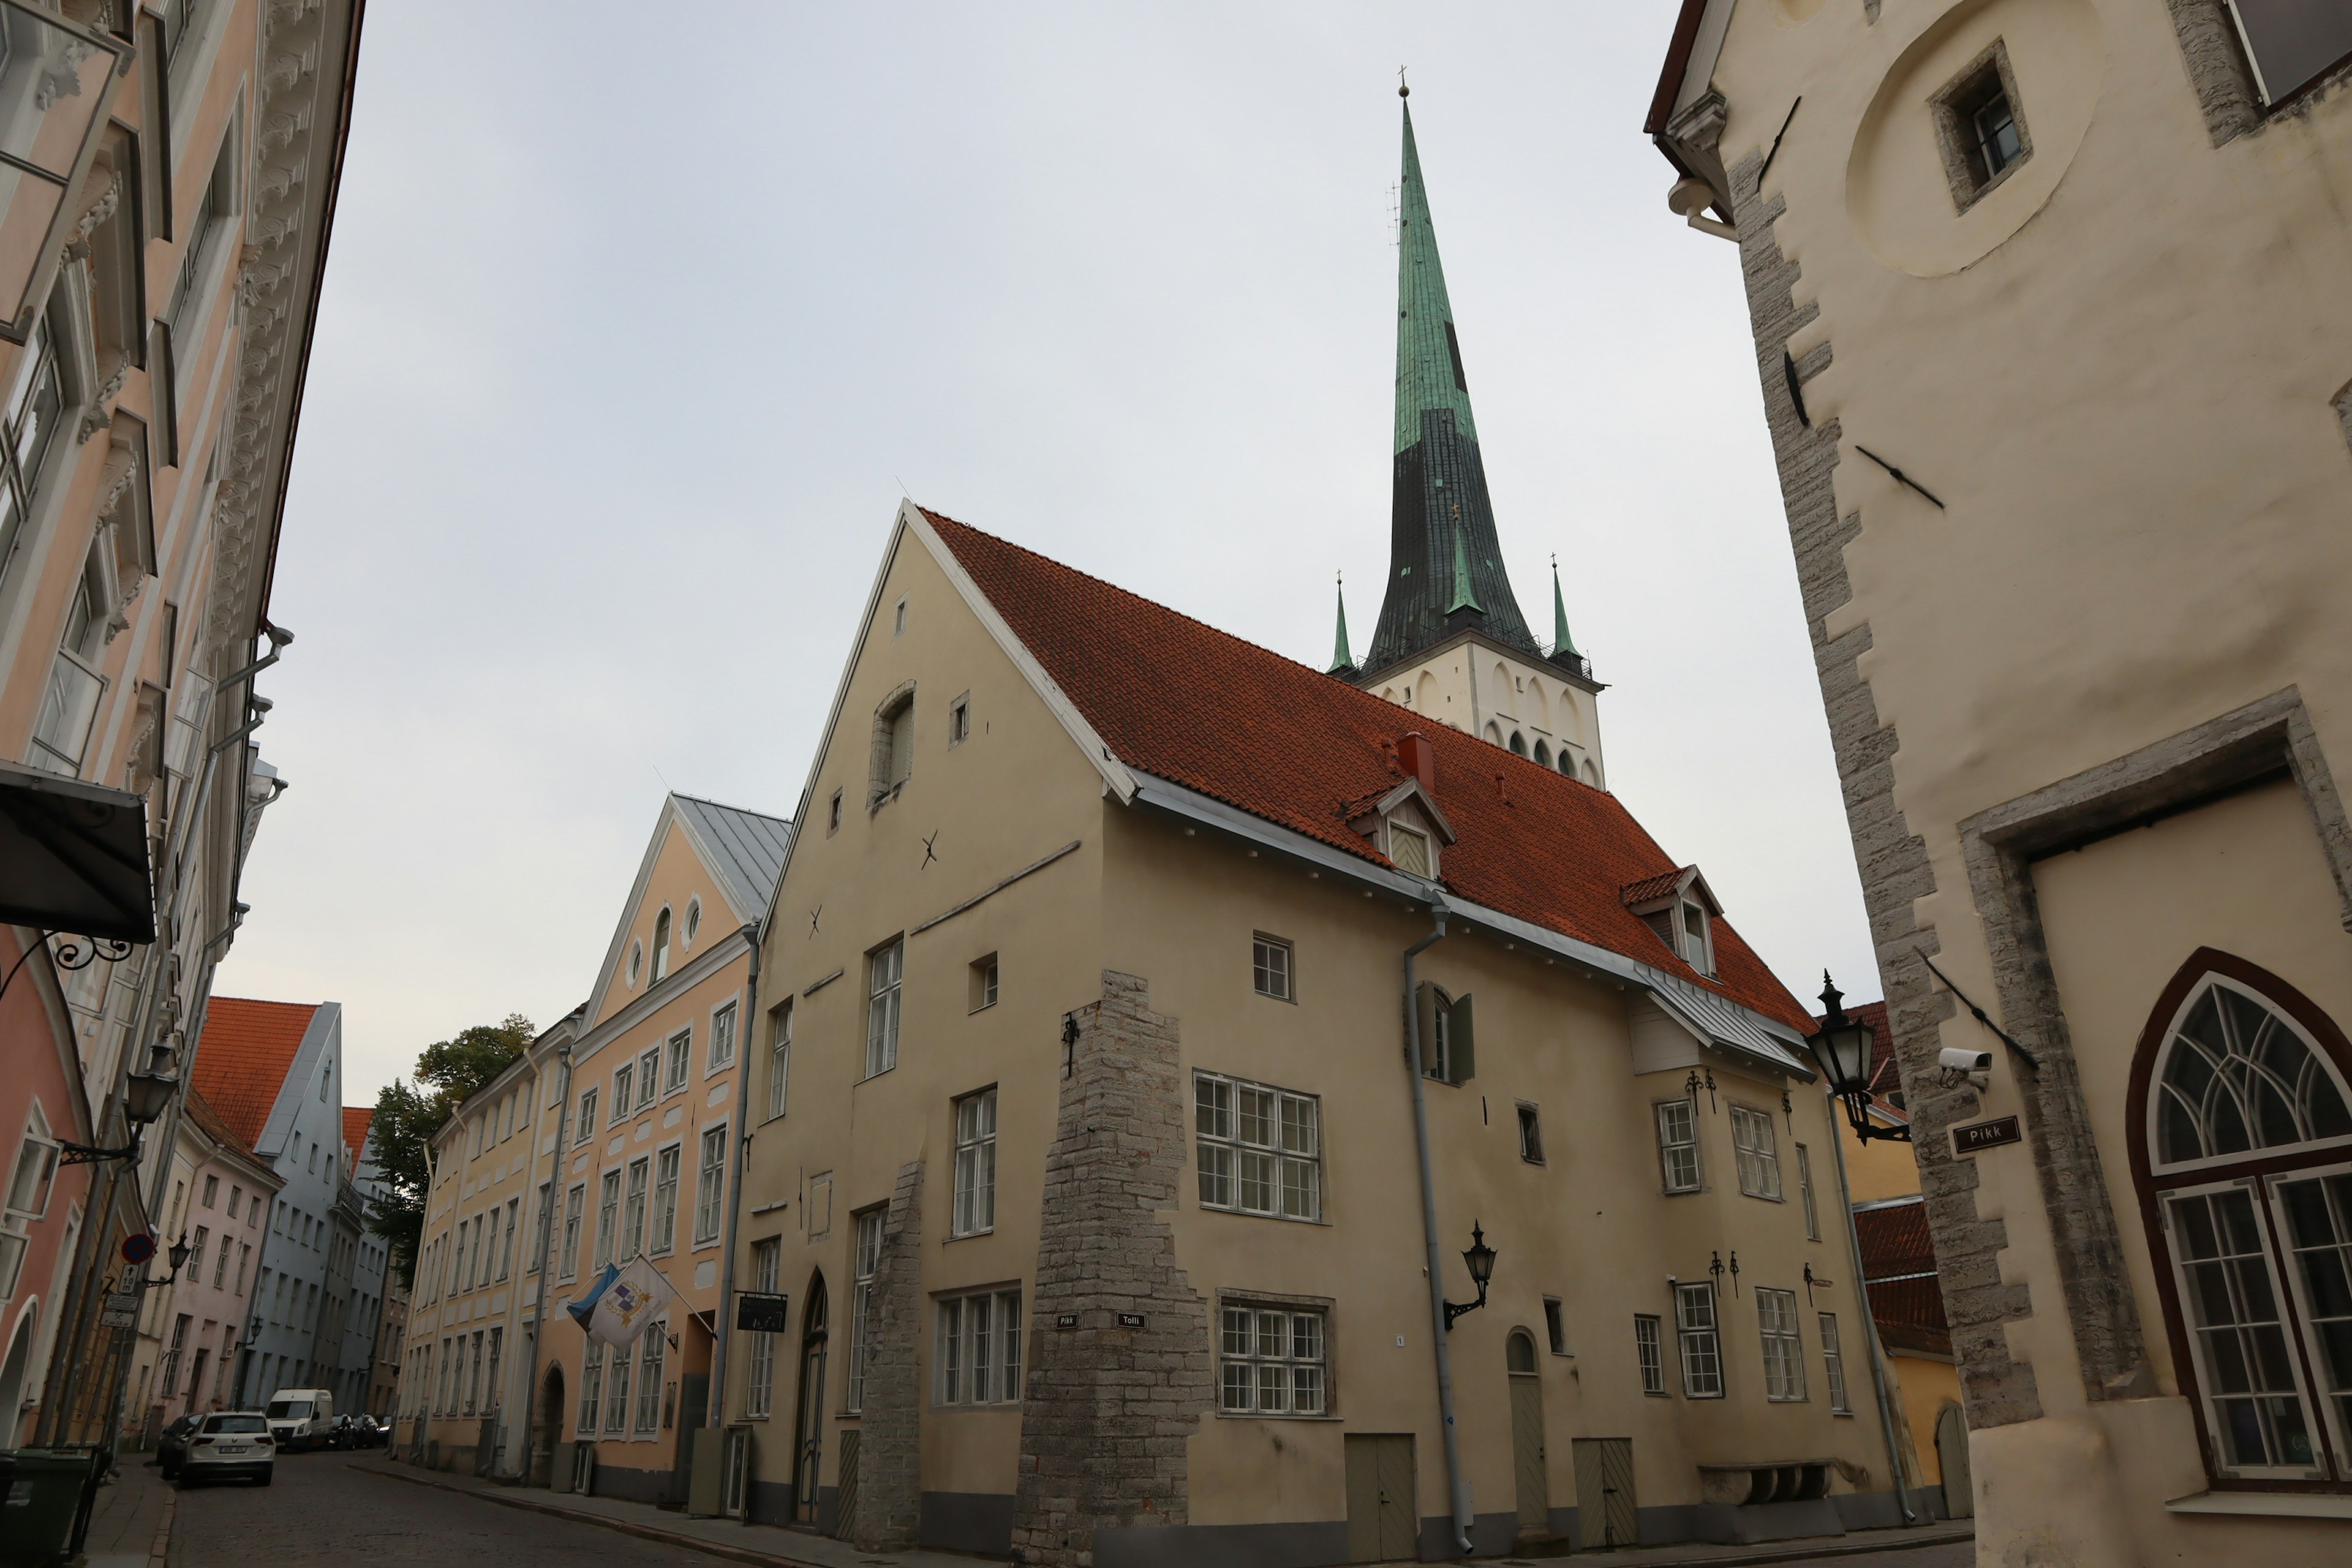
left=706, top=926, right=761, bottom=1450
left=511, top=1043, right=573, bottom=1481
left=1825, top=1092, right=1917, bottom=1525
left=1402, top=904, right=1472, bottom=1555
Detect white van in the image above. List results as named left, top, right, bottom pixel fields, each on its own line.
left=264, top=1388, right=334, bottom=1451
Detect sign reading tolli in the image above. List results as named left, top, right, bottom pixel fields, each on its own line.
left=1953, top=1115, right=2022, bottom=1155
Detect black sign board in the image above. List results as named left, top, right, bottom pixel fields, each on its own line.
left=734, top=1291, right=790, bottom=1333
left=1055, top=1313, right=1079, bottom=1329
left=1953, top=1115, right=2022, bottom=1155
left=1117, top=1313, right=1146, bottom=1330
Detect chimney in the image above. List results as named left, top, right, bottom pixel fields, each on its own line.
left=1398, top=732, right=1438, bottom=796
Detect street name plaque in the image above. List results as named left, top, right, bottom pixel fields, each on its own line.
left=1953, top=1115, right=2022, bottom=1155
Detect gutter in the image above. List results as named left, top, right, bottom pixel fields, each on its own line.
left=705, top=926, right=761, bottom=1442
left=1400, top=903, right=1472, bottom=1556
left=1826, top=1093, right=1917, bottom=1525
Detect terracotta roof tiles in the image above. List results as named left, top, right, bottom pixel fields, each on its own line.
left=342, top=1106, right=373, bottom=1165
left=191, top=998, right=318, bottom=1154
left=922, top=510, right=1814, bottom=1033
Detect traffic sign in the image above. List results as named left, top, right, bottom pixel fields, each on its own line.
left=121, top=1234, right=156, bottom=1265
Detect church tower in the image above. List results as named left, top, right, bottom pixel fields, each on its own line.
left=1340, top=89, right=1607, bottom=787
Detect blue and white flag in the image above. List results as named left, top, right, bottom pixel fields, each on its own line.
left=565, top=1256, right=677, bottom=1350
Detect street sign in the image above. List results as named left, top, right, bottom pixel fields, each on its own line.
left=1953, top=1115, right=2022, bottom=1155
left=121, top=1233, right=156, bottom=1265
left=100, top=1290, right=139, bottom=1328
left=1054, top=1313, right=1079, bottom=1329
left=1117, top=1313, right=1146, bottom=1330
left=734, top=1292, right=789, bottom=1333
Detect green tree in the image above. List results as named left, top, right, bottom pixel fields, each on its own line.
left=366, top=1014, right=533, bottom=1286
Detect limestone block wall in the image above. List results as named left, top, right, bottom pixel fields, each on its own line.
left=1011, top=971, right=1212, bottom=1567
left=853, top=1159, right=925, bottom=1550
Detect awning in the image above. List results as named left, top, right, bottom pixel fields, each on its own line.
left=0, top=763, right=154, bottom=943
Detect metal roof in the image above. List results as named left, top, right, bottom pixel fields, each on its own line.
left=672, top=794, right=794, bottom=923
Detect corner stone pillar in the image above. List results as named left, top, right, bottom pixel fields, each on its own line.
left=851, top=1158, right=924, bottom=1550
left=1012, top=971, right=1212, bottom=1567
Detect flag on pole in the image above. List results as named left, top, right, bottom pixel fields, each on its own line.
left=565, top=1256, right=679, bottom=1350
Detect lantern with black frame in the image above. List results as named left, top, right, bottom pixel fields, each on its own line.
left=1806, top=973, right=1907, bottom=1145
left=1442, top=1222, right=1498, bottom=1329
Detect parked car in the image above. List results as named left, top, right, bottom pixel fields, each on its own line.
left=358, top=1414, right=390, bottom=1448
left=263, top=1387, right=334, bottom=1452
left=325, top=1414, right=384, bottom=1450
left=177, top=1412, right=274, bottom=1486
left=156, top=1414, right=203, bottom=1478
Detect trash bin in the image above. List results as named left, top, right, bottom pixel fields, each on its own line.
left=0, top=1449, right=103, bottom=1568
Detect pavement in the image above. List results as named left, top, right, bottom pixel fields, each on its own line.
left=75, top=1455, right=175, bottom=1568
left=153, top=1444, right=1975, bottom=1568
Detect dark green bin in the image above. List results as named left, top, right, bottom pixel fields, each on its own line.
left=0, top=1448, right=103, bottom=1568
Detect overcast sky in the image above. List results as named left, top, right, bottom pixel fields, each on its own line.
left=212, top=4, right=1880, bottom=1104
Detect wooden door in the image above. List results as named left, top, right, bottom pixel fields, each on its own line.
left=1344, top=1433, right=1418, bottom=1562
left=1572, top=1438, right=1637, bottom=1549
left=1510, top=1377, right=1548, bottom=1529
left=1936, top=1404, right=1973, bottom=1518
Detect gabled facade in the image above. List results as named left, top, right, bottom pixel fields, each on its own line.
left=149, top=1085, right=279, bottom=1430
left=718, top=502, right=1921, bottom=1563
left=396, top=791, right=791, bottom=1491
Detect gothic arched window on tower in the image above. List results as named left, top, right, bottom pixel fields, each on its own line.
left=1509, top=732, right=1527, bottom=757
left=1533, top=741, right=1551, bottom=767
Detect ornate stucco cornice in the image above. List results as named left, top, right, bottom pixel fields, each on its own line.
left=202, top=0, right=364, bottom=657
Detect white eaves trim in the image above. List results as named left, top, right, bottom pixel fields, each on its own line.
left=1672, top=0, right=1738, bottom=124
left=1128, top=772, right=1811, bottom=1079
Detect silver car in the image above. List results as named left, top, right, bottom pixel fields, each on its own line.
left=178, top=1412, right=275, bottom=1486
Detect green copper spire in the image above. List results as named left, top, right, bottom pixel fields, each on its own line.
left=1447, top=530, right=1482, bottom=614
left=1329, top=576, right=1355, bottom=673
left=1551, top=557, right=1578, bottom=658
left=1392, top=104, right=1479, bottom=458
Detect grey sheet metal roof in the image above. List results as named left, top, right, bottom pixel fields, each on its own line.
left=673, top=794, right=795, bottom=921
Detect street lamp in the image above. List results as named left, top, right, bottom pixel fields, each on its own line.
left=1806, top=973, right=1908, bottom=1145
left=60, top=1071, right=178, bottom=1164
left=1443, top=1222, right=1497, bottom=1329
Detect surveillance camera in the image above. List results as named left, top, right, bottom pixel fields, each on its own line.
left=1940, top=1047, right=1993, bottom=1074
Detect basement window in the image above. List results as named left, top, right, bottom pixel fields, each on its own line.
left=1931, top=42, right=2032, bottom=211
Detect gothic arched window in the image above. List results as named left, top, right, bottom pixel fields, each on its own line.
left=2134, top=953, right=2352, bottom=1488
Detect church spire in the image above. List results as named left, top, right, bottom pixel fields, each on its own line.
left=1550, top=557, right=1578, bottom=660
left=1363, top=93, right=1540, bottom=675
left=1329, top=575, right=1356, bottom=674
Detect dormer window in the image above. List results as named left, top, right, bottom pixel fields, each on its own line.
left=1389, top=823, right=1431, bottom=878
left=1680, top=902, right=1714, bottom=979
left=1622, top=867, right=1722, bottom=979
left=1348, top=764, right=1455, bottom=883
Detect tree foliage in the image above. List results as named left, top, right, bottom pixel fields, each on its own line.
left=366, top=1014, right=533, bottom=1287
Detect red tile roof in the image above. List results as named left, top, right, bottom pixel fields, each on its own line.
left=923, top=510, right=1814, bottom=1033
left=192, top=998, right=318, bottom=1153
left=181, top=1085, right=238, bottom=1152
left=1856, top=1200, right=1936, bottom=1280
left=1856, top=1198, right=1950, bottom=1356
left=1619, top=868, right=1692, bottom=907
left=342, top=1107, right=373, bottom=1165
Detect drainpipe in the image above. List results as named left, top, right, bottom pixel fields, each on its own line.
left=1825, top=1092, right=1917, bottom=1525
left=511, top=1042, right=573, bottom=1481
left=706, top=925, right=761, bottom=1442
left=1401, top=902, right=1472, bottom=1556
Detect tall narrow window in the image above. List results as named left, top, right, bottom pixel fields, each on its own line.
left=637, top=1048, right=660, bottom=1110
left=594, top=1170, right=620, bottom=1270
left=709, top=1003, right=737, bottom=1071
left=1517, top=1104, right=1545, bottom=1164
left=1252, top=936, right=1294, bottom=1001
left=1217, top=1303, right=1327, bottom=1415
left=497, top=1199, right=518, bottom=1281
left=529, top=1183, right=549, bottom=1274
left=485, top=1327, right=503, bottom=1416
left=622, top=1158, right=649, bottom=1260
left=1796, top=1144, right=1820, bottom=1241
left=1730, top=1105, right=1783, bottom=1200
left=1635, top=1315, right=1666, bottom=1396
left=767, top=1002, right=792, bottom=1120
left=1656, top=1099, right=1701, bottom=1193
left=1196, top=1071, right=1321, bottom=1221
left=635, top=1327, right=664, bottom=1433
left=0, top=314, right=64, bottom=581
left=969, top=955, right=998, bottom=1012
left=559, top=1184, right=584, bottom=1280
left=652, top=1145, right=680, bottom=1254
left=29, top=559, right=110, bottom=777
left=170, top=135, right=236, bottom=323
left=664, top=1029, right=691, bottom=1093
left=1757, top=1288, right=1806, bottom=1401
left=1544, top=1297, right=1566, bottom=1355
left=937, top=1286, right=1023, bottom=1406
left=610, top=1065, right=633, bottom=1124
left=650, top=907, right=672, bottom=986
left=865, top=940, right=903, bottom=1077
left=1675, top=1283, right=1722, bottom=1398
left=1820, top=1313, right=1851, bottom=1414
left=952, top=1090, right=998, bottom=1237
left=575, top=1088, right=598, bottom=1144
left=695, top=1126, right=728, bottom=1244
left=744, top=1238, right=780, bottom=1419
left=848, top=1210, right=881, bottom=1412
left=603, top=1334, right=631, bottom=1434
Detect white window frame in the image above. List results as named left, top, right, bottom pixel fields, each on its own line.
left=766, top=1001, right=791, bottom=1121
left=1730, top=1104, right=1784, bottom=1200
left=693, top=1122, right=728, bottom=1246
left=1251, top=935, right=1294, bottom=1001
left=1675, top=1283, right=1723, bottom=1399
left=621, top=1156, right=649, bottom=1261
left=1195, top=1071, right=1322, bottom=1223
left=663, top=1028, right=692, bottom=1095
left=558, top=1183, right=584, bottom=1281
left=935, top=1286, right=1022, bottom=1407
left=951, top=1088, right=998, bottom=1238
left=1796, top=1144, right=1820, bottom=1240
left=1656, top=1098, right=1701, bottom=1194
left=708, top=1001, right=738, bottom=1072
left=636, top=1047, right=661, bottom=1112
left=1218, top=1300, right=1329, bottom=1417
left=633, top=1321, right=665, bottom=1435
left=578, top=1344, right=603, bottom=1433
left=848, top=1209, right=882, bottom=1412
left=744, top=1238, right=781, bottom=1419
left=865, top=939, right=903, bottom=1079
left=594, top=1170, right=620, bottom=1271
left=1757, top=1287, right=1806, bottom=1402
left=650, top=1143, right=681, bottom=1256
left=609, top=1065, right=633, bottom=1125
left=575, top=1087, right=598, bottom=1145
left=1819, top=1312, right=1851, bottom=1414
left=1634, top=1314, right=1666, bottom=1396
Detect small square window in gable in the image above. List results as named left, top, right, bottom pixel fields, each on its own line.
left=1930, top=40, right=2032, bottom=213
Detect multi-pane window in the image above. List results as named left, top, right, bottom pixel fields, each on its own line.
left=652, top=1147, right=680, bottom=1254
left=1218, top=1304, right=1327, bottom=1415
left=767, top=1003, right=793, bottom=1120
left=1634, top=1315, right=1666, bottom=1396
left=709, top=1004, right=737, bottom=1071
left=1796, top=1145, right=1820, bottom=1240
left=485, top=1328, right=503, bottom=1415
left=937, top=1287, right=1022, bottom=1406
left=1196, top=1072, right=1321, bottom=1221
left=622, top=1158, right=649, bottom=1260
left=1675, top=1283, right=1723, bottom=1398
left=30, top=562, right=108, bottom=776
left=498, top=1199, right=518, bottom=1281
left=610, top=1066, right=633, bottom=1124
left=867, top=940, right=903, bottom=1077
left=1656, top=1099, right=1701, bottom=1193
left=745, top=1238, right=780, bottom=1419
left=651, top=907, right=672, bottom=986
left=575, top=1088, right=598, bottom=1144
left=1758, top=1288, right=1806, bottom=1401
left=604, top=1336, right=632, bottom=1434
left=637, top=1048, right=660, bottom=1110
left=559, top=1184, right=584, bottom=1280
left=1730, top=1105, right=1782, bottom=1200
left=848, top=1210, right=882, bottom=1412
left=952, top=1090, right=998, bottom=1237
left=1819, top=1313, right=1851, bottom=1414
left=0, top=314, right=63, bottom=579
left=663, top=1030, right=690, bottom=1094
left=635, top=1326, right=665, bottom=1434
left=969, top=954, right=998, bottom=1012
left=594, top=1170, right=621, bottom=1270
left=1252, top=936, right=1293, bottom=1001
left=695, top=1126, right=727, bottom=1244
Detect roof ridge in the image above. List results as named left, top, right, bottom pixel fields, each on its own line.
left=671, top=791, right=793, bottom=826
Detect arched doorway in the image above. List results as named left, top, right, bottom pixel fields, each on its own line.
left=533, top=1363, right=565, bottom=1486
left=1934, top=1403, right=1972, bottom=1518
left=791, top=1272, right=829, bottom=1526
left=1506, top=1329, right=1548, bottom=1537
left=2129, top=951, right=2352, bottom=1484
left=0, top=1306, right=37, bottom=1449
